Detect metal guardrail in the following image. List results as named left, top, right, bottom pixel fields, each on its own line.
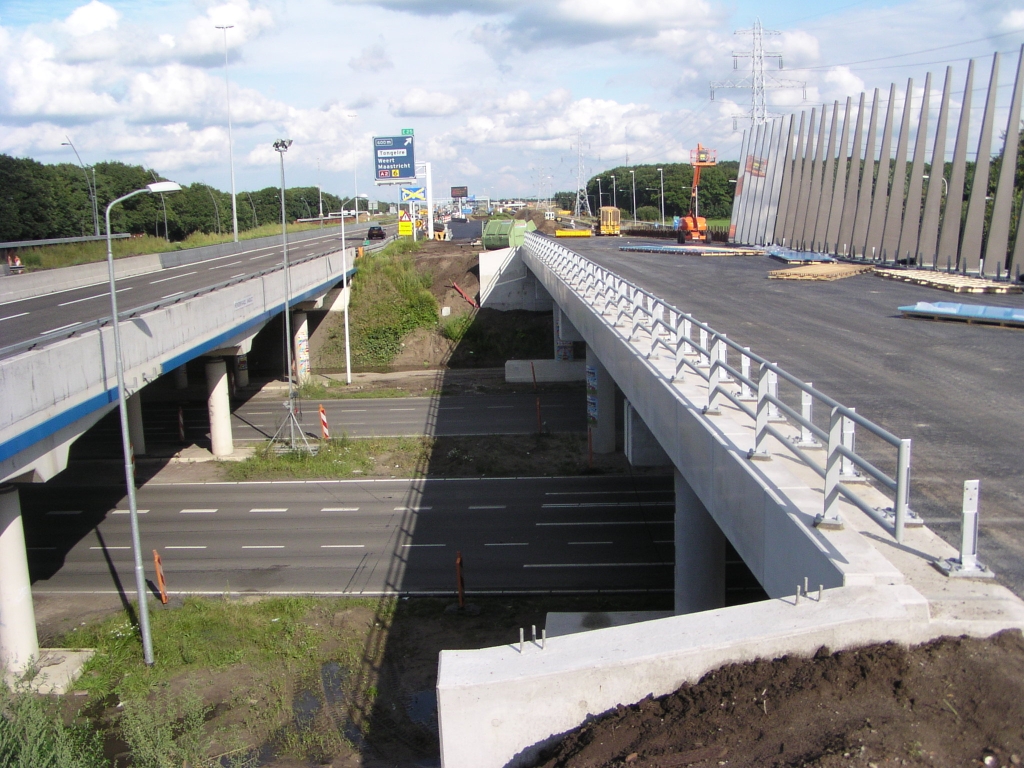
left=0, top=234, right=395, bottom=361
left=525, top=231, right=920, bottom=543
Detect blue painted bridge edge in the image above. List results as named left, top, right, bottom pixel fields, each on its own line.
left=0, top=269, right=352, bottom=467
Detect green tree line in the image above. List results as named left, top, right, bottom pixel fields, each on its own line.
left=553, top=161, right=740, bottom=221
left=0, top=154, right=389, bottom=243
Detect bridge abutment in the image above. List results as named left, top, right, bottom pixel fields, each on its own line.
left=293, top=311, right=311, bottom=386
left=234, top=354, right=249, bottom=389
left=205, top=358, right=234, bottom=456
left=0, top=485, right=38, bottom=677
left=674, top=469, right=726, bottom=614
left=173, top=364, right=189, bottom=390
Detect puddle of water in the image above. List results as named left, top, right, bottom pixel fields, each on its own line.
left=406, top=689, right=438, bottom=733
left=292, top=689, right=321, bottom=731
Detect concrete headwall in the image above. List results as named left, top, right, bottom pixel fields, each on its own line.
left=0, top=247, right=350, bottom=483
left=479, top=247, right=554, bottom=311
left=438, top=585, right=933, bottom=768
left=0, top=227, right=344, bottom=305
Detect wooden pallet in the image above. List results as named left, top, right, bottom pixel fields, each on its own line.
left=768, top=263, right=874, bottom=281
left=875, top=268, right=1023, bottom=294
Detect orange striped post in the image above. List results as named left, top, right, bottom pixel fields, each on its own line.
left=152, top=550, right=168, bottom=605
left=319, top=404, right=329, bottom=440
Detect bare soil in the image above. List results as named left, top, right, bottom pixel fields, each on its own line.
left=530, top=631, right=1024, bottom=768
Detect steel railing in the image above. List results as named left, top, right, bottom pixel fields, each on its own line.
left=0, top=235, right=395, bottom=361
left=524, top=231, right=920, bottom=543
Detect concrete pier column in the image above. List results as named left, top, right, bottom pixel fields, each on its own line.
left=174, top=364, right=189, bottom=390
left=126, top=391, right=146, bottom=457
left=585, top=345, right=616, bottom=454
left=234, top=354, right=249, bottom=389
left=674, top=469, right=726, bottom=614
left=205, top=358, right=233, bottom=457
left=293, top=311, right=310, bottom=386
left=0, top=486, right=39, bottom=677
left=554, top=308, right=581, bottom=361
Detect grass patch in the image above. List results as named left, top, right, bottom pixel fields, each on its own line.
left=225, top=436, right=433, bottom=481
left=0, top=682, right=106, bottom=767
left=17, top=221, right=332, bottom=271
left=317, top=239, right=437, bottom=371
left=440, top=312, right=474, bottom=342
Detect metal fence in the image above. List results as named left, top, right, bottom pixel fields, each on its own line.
left=525, top=232, right=920, bottom=543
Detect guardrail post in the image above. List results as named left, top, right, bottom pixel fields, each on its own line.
left=717, top=334, right=731, bottom=381
left=894, top=437, right=911, bottom=543
left=706, top=335, right=723, bottom=414
left=767, top=370, right=783, bottom=421
left=817, top=406, right=844, bottom=529
left=698, top=329, right=710, bottom=368
left=738, top=348, right=755, bottom=401
left=935, top=479, right=994, bottom=578
left=682, top=319, right=695, bottom=356
left=840, top=409, right=858, bottom=478
left=798, top=385, right=819, bottom=447
left=748, top=363, right=771, bottom=460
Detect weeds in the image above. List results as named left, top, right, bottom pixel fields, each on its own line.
left=119, top=688, right=211, bottom=768
left=224, top=437, right=432, bottom=481
left=0, top=682, right=106, bottom=768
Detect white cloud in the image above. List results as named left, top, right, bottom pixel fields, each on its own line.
left=349, top=40, right=393, bottom=71
left=390, top=88, right=461, bottom=117
left=63, top=1, right=120, bottom=37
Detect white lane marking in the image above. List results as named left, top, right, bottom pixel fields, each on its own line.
left=341, top=409, right=367, bottom=412
left=401, top=543, right=445, bottom=548
left=242, top=545, right=285, bottom=549
left=47, top=510, right=81, bottom=516
left=321, top=507, right=360, bottom=512
left=243, top=411, right=276, bottom=416
left=161, top=291, right=184, bottom=299
left=524, top=562, right=672, bottom=568
left=229, top=272, right=246, bottom=278
left=0, top=311, right=29, bottom=322
left=544, top=490, right=668, bottom=496
left=321, top=544, right=366, bottom=548
left=536, top=521, right=673, bottom=527
left=112, top=509, right=148, bottom=514
left=389, top=408, right=415, bottom=412
left=485, top=542, right=528, bottom=547
left=180, top=508, right=217, bottom=514
left=150, top=270, right=198, bottom=284
left=568, top=541, right=613, bottom=545
left=394, top=506, right=431, bottom=511
left=250, top=507, right=288, bottom=513
left=58, top=287, right=133, bottom=307
left=469, top=505, right=505, bottom=510
left=209, top=260, right=244, bottom=270
left=41, top=322, right=80, bottom=335
left=90, top=546, right=130, bottom=550
left=164, top=545, right=207, bottom=550
left=542, top=502, right=674, bottom=508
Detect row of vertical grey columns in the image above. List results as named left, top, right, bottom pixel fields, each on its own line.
left=732, top=45, right=1024, bottom=277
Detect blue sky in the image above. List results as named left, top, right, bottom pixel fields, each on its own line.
left=0, top=0, right=1020, bottom=200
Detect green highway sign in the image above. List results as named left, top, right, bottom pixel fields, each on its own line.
left=401, top=128, right=414, bottom=136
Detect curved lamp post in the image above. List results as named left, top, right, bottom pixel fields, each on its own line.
left=62, top=138, right=100, bottom=236
left=105, top=179, right=182, bottom=666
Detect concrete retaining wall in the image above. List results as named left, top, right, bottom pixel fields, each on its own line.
left=479, top=247, right=554, bottom=311
left=0, top=248, right=349, bottom=483
left=438, top=585, right=933, bottom=768
left=0, top=227, right=345, bottom=305
left=505, top=360, right=585, bottom=383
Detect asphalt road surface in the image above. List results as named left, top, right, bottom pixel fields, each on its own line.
left=67, top=392, right=587, bottom=458
left=0, top=223, right=386, bottom=356
left=20, top=476, right=676, bottom=595
left=565, top=236, right=1024, bottom=595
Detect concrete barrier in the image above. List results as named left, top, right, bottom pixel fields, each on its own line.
left=504, top=360, right=585, bottom=383
left=0, top=227, right=346, bottom=305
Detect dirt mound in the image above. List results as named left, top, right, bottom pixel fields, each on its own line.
left=515, top=207, right=559, bottom=235
left=531, top=631, right=1024, bottom=768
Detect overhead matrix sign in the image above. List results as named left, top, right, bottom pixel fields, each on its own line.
left=374, top=134, right=415, bottom=182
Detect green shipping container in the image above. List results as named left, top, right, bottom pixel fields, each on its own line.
left=481, top=219, right=536, bottom=250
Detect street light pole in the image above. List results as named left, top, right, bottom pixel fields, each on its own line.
left=611, top=175, right=616, bottom=209
left=105, top=179, right=182, bottom=666
left=339, top=196, right=352, bottom=386
left=630, top=170, right=636, bottom=223
left=597, top=177, right=603, bottom=210
left=216, top=25, right=239, bottom=243
left=658, top=168, right=665, bottom=226
left=273, top=139, right=298, bottom=450
left=62, top=137, right=100, bottom=237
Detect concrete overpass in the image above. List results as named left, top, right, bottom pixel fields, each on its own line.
left=0, top=224, right=378, bottom=677
left=440, top=233, right=1024, bottom=768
